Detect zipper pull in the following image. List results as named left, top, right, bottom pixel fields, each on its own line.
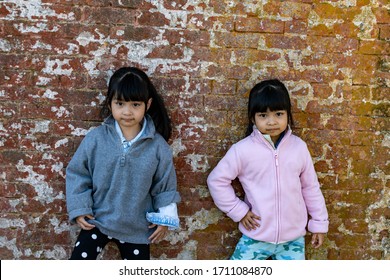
left=275, top=153, right=279, bottom=166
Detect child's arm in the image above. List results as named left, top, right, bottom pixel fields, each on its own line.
left=149, top=142, right=180, bottom=211
left=207, top=145, right=249, bottom=222
left=147, top=141, right=180, bottom=243
left=300, top=144, right=329, bottom=235
left=66, top=139, right=94, bottom=223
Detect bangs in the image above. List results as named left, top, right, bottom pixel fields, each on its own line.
left=112, top=73, right=149, bottom=102
left=249, top=86, right=291, bottom=114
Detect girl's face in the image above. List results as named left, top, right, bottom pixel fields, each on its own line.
left=253, top=108, right=288, bottom=143
left=111, top=98, right=152, bottom=134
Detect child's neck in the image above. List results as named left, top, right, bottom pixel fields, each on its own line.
left=121, top=124, right=142, bottom=141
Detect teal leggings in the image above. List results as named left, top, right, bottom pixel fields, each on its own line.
left=230, top=235, right=305, bottom=260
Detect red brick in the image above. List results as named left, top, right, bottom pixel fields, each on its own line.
left=235, top=18, right=284, bottom=33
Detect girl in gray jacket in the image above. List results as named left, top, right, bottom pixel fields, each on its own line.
left=66, top=67, right=180, bottom=260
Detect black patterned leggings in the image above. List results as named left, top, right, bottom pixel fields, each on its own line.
left=70, top=227, right=150, bottom=260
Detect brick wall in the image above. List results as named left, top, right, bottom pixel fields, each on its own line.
left=0, top=0, right=388, bottom=260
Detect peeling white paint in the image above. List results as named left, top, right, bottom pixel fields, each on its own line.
left=42, top=58, right=73, bottom=76
left=29, top=120, right=50, bottom=134
left=16, top=159, right=65, bottom=204
left=0, top=237, right=23, bottom=259
left=68, top=124, right=95, bottom=136
left=175, top=240, right=198, bottom=259
left=166, top=208, right=223, bottom=246
left=54, top=138, right=68, bottom=149
left=185, top=154, right=209, bottom=172
left=32, top=41, right=52, bottom=50
left=0, top=218, right=26, bottom=229
left=308, top=10, right=344, bottom=28
left=0, top=39, right=12, bottom=52
left=36, top=76, right=52, bottom=86
left=43, top=245, right=68, bottom=259
left=338, top=223, right=354, bottom=235
left=51, top=106, right=70, bottom=118
left=14, top=22, right=59, bottom=33
left=170, top=138, right=187, bottom=157
left=30, top=89, right=59, bottom=100
left=51, top=162, right=64, bottom=178
left=382, top=132, right=390, bottom=148
left=287, top=80, right=314, bottom=111
left=353, top=6, right=376, bottom=40
left=3, top=0, right=75, bottom=21
left=32, top=142, right=51, bottom=152
left=49, top=217, right=69, bottom=234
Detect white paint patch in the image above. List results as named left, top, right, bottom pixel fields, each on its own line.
left=32, top=41, right=52, bottom=50
left=170, top=138, right=187, bottom=157
left=51, top=162, right=64, bottom=178
left=76, top=31, right=94, bottom=47
left=0, top=218, right=26, bottom=229
left=42, top=58, right=73, bottom=76
left=49, top=217, right=69, bottom=234
left=308, top=11, right=344, bottom=28
left=29, top=120, right=50, bottom=134
left=353, top=6, right=376, bottom=39
left=16, top=159, right=64, bottom=204
left=166, top=208, right=223, bottom=245
left=54, top=138, right=68, bottom=149
left=51, top=106, right=70, bottom=118
left=0, top=39, right=12, bottom=52
left=43, top=89, right=60, bottom=100
left=14, top=22, right=59, bottom=34
left=185, top=154, right=209, bottom=172
left=382, top=132, right=390, bottom=148
left=0, top=236, right=23, bottom=258
left=36, top=76, right=52, bottom=86
left=68, top=124, right=95, bottom=136
left=338, top=223, right=354, bottom=235
left=3, top=0, right=75, bottom=21
left=43, top=245, right=68, bottom=259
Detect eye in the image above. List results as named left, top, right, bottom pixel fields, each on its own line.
left=257, top=113, right=267, bottom=118
left=276, top=111, right=286, bottom=117
left=115, top=101, right=124, bottom=106
left=132, top=102, right=143, bottom=107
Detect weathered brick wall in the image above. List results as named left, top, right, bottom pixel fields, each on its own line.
left=0, top=0, right=388, bottom=260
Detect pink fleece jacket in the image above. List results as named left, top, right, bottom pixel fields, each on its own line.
left=207, top=128, right=329, bottom=244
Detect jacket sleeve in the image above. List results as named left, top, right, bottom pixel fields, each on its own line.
left=149, top=141, right=181, bottom=210
left=300, top=144, right=329, bottom=233
left=207, top=145, right=249, bottom=222
left=65, top=138, right=94, bottom=223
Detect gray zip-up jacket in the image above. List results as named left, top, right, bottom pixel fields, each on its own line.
left=66, top=115, right=180, bottom=244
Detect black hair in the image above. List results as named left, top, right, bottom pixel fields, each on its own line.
left=245, top=79, right=294, bottom=137
left=100, top=67, right=172, bottom=141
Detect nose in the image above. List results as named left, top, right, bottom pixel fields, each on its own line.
left=123, top=104, right=133, bottom=115
left=267, top=116, right=277, bottom=125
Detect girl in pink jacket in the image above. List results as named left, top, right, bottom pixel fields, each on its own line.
left=207, top=79, right=329, bottom=260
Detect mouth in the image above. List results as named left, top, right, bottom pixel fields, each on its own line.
left=266, top=128, right=280, bottom=133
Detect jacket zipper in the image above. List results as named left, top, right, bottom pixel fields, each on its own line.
left=256, top=129, right=289, bottom=244
left=274, top=152, right=281, bottom=243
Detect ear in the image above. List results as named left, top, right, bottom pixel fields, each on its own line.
left=146, top=98, right=152, bottom=111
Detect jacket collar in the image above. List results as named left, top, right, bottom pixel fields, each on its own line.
left=251, top=125, right=292, bottom=149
